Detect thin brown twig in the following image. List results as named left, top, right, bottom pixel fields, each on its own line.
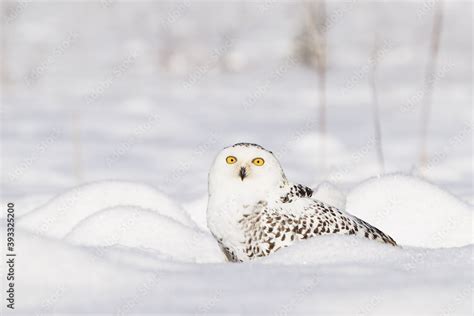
left=419, top=0, right=444, bottom=170
left=369, top=32, right=385, bottom=174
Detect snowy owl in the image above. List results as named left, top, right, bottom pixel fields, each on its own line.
left=207, top=143, right=397, bottom=262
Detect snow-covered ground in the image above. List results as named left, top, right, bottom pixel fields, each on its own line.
left=4, top=178, right=474, bottom=315
left=1, top=1, right=472, bottom=315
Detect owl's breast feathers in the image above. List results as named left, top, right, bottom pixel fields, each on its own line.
left=228, top=183, right=397, bottom=262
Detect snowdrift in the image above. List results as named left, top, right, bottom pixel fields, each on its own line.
left=262, top=234, right=471, bottom=269
left=312, top=181, right=346, bottom=210
left=18, top=181, right=195, bottom=238
left=4, top=176, right=473, bottom=314
left=182, top=195, right=210, bottom=233
left=10, top=229, right=159, bottom=313
left=65, top=206, right=223, bottom=263
left=8, top=229, right=472, bottom=315
left=346, top=174, right=473, bottom=248
left=0, top=194, right=53, bottom=218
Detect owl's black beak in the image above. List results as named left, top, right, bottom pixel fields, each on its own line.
left=239, top=167, right=247, bottom=181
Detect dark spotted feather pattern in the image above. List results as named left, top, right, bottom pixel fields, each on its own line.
left=225, top=184, right=397, bottom=262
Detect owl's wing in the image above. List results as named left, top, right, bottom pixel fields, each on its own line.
left=239, top=189, right=397, bottom=260
left=268, top=183, right=397, bottom=246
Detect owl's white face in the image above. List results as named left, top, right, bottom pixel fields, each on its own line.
left=208, top=143, right=287, bottom=202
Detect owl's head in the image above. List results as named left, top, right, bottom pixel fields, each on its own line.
left=208, top=143, right=287, bottom=199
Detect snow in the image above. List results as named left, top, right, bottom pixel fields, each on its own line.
left=182, top=194, right=210, bottom=233
left=3, top=177, right=472, bottom=314
left=347, top=174, right=473, bottom=248
left=65, top=205, right=223, bottom=263
left=7, top=227, right=473, bottom=315
left=0, top=193, right=53, bottom=218
left=17, top=180, right=195, bottom=238
left=11, top=229, right=162, bottom=314
left=312, top=181, right=347, bottom=210
left=1, top=1, right=472, bottom=314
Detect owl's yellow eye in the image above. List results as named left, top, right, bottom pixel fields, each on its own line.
left=252, top=157, right=265, bottom=166
left=226, top=156, right=237, bottom=164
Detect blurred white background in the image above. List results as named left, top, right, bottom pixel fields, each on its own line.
left=1, top=0, right=472, bottom=203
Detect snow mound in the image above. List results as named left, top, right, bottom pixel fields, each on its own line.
left=0, top=193, right=53, bottom=219
left=182, top=195, right=210, bottom=233
left=18, top=181, right=195, bottom=238
left=263, top=235, right=472, bottom=276
left=13, top=229, right=473, bottom=315
left=65, top=206, right=224, bottom=263
left=263, top=235, right=401, bottom=265
left=90, top=245, right=189, bottom=271
left=346, top=174, right=473, bottom=248
left=11, top=229, right=158, bottom=313
left=312, top=181, right=346, bottom=210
